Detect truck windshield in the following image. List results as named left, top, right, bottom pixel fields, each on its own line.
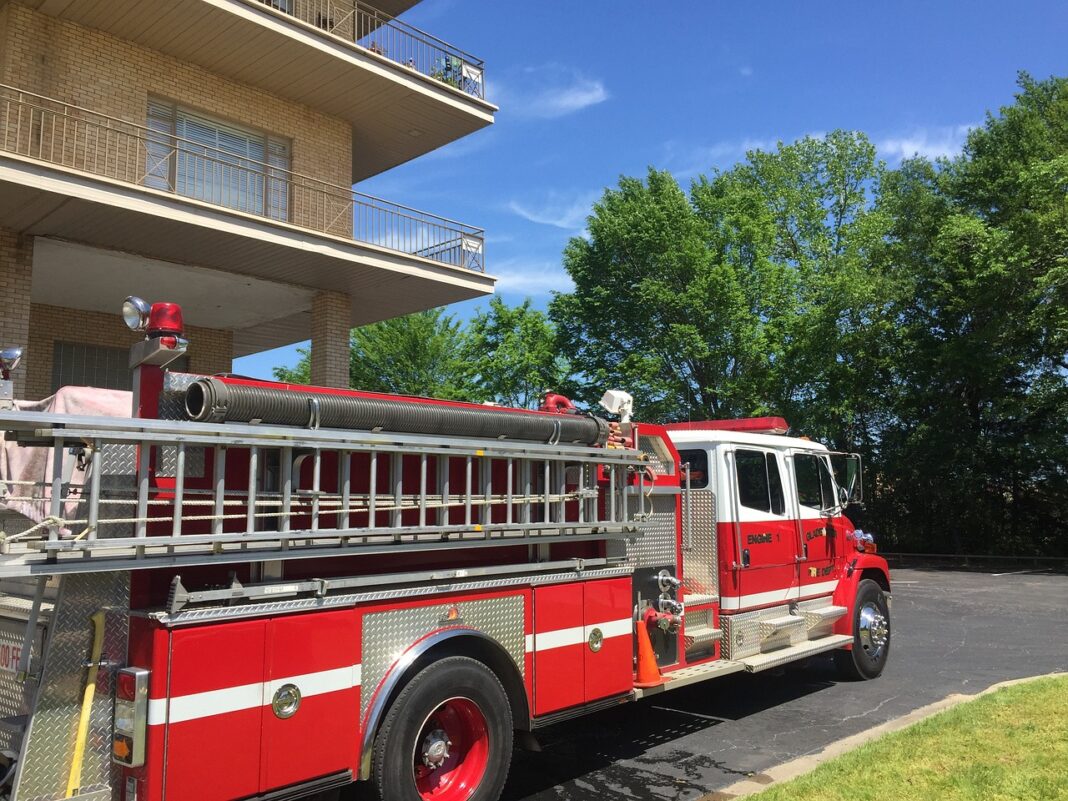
left=794, top=453, right=835, bottom=511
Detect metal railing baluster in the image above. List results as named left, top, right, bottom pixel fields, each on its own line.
left=464, top=456, right=473, bottom=526
left=171, top=443, right=186, bottom=538
left=246, top=446, right=259, bottom=535
left=280, top=446, right=293, bottom=533
left=213, top=446, right=226, bottom=537
left=368, top=450, right=377, bottom=528
left=311, top=449, right=322, bottom=532
left=340, top=451, right=352, bottom=532
left=87, top=440, right=102, bottom=540
left=135, top=444, right=150, bottom=542
left=47, top=439, right=64, bottom=542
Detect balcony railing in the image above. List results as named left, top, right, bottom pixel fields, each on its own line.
left=0, top=85, right=485, bottom=272
left=253, top=0, right=486, bottom=100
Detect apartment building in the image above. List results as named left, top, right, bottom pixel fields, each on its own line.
left=0, top=0, right=495, bottom=399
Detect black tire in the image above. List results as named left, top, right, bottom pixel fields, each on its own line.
left=372, top=656, right=513, bottom=801
left=835, top=578, right=891, bottom=680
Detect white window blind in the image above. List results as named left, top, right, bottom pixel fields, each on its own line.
left=145, top=99, right=290, bottom=222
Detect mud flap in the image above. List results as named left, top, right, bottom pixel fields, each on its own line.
left=12, top=572, right=128, bottom=801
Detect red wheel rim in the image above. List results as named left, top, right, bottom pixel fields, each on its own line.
left=412, top=697, right=490, bottom=801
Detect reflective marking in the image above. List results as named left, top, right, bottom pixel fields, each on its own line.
left=719, top=580, right=839, bottom=611
left=535, top=618, right=632, bottom=652
left=148, top=663, right=361, bottom=726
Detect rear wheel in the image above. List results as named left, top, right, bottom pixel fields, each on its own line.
left=835, top=578, right=891, bottom=680
left=373, top=656, right=512, bottom=801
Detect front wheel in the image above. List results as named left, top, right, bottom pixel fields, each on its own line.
left=835, top=578, right=891, bottom=680
left=373, top=656, right=513, bottom=801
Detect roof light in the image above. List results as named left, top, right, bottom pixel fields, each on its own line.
left=146, top=302, right=184, bottom=338
left=122, top=296, right=151, bottom=332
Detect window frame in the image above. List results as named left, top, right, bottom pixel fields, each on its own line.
left=793, top=451, right=837, bottom=512
left=733, top=448, right=786, bottom=516
left=145, top=97, right=292, bottom=222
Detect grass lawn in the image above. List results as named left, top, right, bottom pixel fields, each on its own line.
left=745, top=675, right=1068, bottom=801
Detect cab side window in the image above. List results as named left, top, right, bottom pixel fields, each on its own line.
left=678, top=449, right=709, bottom=489
left=794, top=453, right=835, bottom=510
left=735, top=449, right=785, bottom=515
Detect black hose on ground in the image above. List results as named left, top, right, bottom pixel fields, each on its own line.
left=185, top=377, right=609, bottom=446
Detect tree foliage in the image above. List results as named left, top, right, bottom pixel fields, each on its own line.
left=464, top=297, right=568, bottom=408
left=273, top=302, right=566, bottom=408
left=550, top=75, right=1068, bottom=555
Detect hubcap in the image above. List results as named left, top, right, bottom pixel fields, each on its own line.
left=412, top=697, right=489, bottom=801
left=858, top=602, right=889, bottom=659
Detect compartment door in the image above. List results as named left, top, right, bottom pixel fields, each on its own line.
left=165, top=620, right=266, bottom=801
left=260, top=609, right=360, bottom=791
left=582, top=577, right=633, bottom=703
left=533, top=583, right=584, bottom=715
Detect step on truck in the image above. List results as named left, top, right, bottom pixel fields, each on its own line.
left=0, top=297, right=891, bottom=801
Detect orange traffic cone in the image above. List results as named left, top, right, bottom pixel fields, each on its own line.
left=634, top=618, right=664, bottom=688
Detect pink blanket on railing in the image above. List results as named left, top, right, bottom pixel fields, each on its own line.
left=0, top=386, right=131, bottom=532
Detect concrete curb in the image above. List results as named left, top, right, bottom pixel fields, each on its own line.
left=698, top=671, right=1068, bottom=800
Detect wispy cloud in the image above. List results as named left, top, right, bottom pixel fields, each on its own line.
left=507, top=190, right=599, bottom=231
left=877, top=124, right=975, bottom=162
left=491, top=260, right=574, bottom=296
left=661, top=137, right=776, bottom=178
left=739, top=66, right=754, bottom=78
left=490, top=64, right=609, bottom=119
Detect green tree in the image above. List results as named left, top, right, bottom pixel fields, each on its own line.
left=550, top=131, right=889, bottom=438
left=464, top=297, right=569, bottom=409
left=872, top=73, right=1068, bottom=555
left=273, top=309, right=479, bottom=400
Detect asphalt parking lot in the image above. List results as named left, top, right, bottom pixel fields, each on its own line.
left=502, top=568, right=1068, bottom=801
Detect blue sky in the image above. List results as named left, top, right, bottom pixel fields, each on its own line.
left=234, top=0, right=1068, bottom=379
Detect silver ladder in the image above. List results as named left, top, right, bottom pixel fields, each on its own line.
left=0, top=410, right=651, bottom=577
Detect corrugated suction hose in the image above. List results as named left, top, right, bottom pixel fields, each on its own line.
left=185, top=377, right=609, bottom=446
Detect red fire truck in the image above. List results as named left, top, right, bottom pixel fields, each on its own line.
left=0, top=298, right=891, bottom=801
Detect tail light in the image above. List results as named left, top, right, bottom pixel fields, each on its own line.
left=113, top=667, right=149, bottom=767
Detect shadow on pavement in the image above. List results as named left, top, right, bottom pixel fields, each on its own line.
left=501, top=661, right=839, bottom=801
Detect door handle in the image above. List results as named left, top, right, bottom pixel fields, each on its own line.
left=741, top=548, right=750, bottom=568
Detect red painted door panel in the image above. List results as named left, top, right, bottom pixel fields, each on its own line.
left=260, top=609, right=360, bottom=791
left=582, top=578, right=633, bottom=703
left=165, top=620, right=266, bottom=801
left=533, top=584, right=584, bottom=715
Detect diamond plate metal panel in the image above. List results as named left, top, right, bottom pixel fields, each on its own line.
left=721, top=603, right=804, bottom=660
left=682, top=490, right=717, bottom=597
left=360, top=595, right=525, bottom=720
left=626, top=495, right=677, bottom=569
left=797, top=597, right=845, bottom=640
left=0, top=615, right=44, bottom=754
left=636, top=435, right=673, bottom=476
left=158, top=372, right=205, bottom=421
left=154, top=374, right=208, bottom=480
left=13, top=572, right=129, bottom=801
left=97, top=444, right=136, bottom=540
left=155, top=445, right=205, bottom=480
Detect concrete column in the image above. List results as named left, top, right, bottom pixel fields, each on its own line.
left=0, top=231, right=33, bottom=399
left=310, top=290, right=350, bottom=388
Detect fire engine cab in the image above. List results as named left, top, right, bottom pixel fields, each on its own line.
left=0, top=300, right=890, bottom=801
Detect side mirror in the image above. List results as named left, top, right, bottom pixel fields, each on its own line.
left=830, top=452, right=864, bottom=507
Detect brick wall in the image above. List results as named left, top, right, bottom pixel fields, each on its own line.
left=25, top=303, right=234, bottom=401
left=310, top=290, right=351, bottom=388
left=0, top=229, right=32, bottom=398
left=0, top=4, right=353, bottom=208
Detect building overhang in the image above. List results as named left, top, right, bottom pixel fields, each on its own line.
left=18, top=0, right=496, bottom=183
left=0, top=154, right=496, bottom=355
